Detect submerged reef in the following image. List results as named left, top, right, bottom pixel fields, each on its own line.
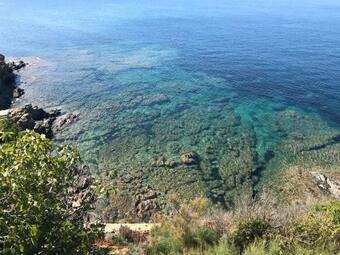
left=13, top=52, right=339, bottom=222
left=80, top=84, right=340, bottom=221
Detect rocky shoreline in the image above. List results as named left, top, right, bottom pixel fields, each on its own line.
left=0, top=54, right=78, bottom=138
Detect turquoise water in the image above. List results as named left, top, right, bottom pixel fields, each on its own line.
left=1, top=0, right=340, bottom=210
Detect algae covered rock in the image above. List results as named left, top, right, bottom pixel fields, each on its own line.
left=180, top=151, right=199, bottom=165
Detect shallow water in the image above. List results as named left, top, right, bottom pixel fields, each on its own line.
left=1, top=0, right=340, bottom=210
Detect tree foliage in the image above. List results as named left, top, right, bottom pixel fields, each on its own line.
left=0, top=128, right=106, bottom=255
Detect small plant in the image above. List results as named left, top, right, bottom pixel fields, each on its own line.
left=194, top=226, right=217, bottom=255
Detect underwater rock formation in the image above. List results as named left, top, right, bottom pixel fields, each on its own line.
left=48, top=65, right=340, bottom=220
left=151, top=157, right=177, bottom=168
left=180, top=151, right=199, bottom=165
left=120, top=93, right=170, bottom=109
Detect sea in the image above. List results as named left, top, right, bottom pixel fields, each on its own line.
left=1, top=0, right=339, bottom=209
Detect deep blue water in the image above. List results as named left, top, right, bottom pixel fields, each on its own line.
left=1, top=0, right=340, bottom=122
left=1, top=0, right=340, bottom=205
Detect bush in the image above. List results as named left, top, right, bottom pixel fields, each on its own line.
left=146, top=220, right=184, bottom=255
left=231, top=218, right=271, bottom=252
left=288, top=204, right=340, bottom=252
left=0, top=130, right=106, bottom=255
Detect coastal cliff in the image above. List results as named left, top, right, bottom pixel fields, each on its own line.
left=0, top=54, right=25, bottom=110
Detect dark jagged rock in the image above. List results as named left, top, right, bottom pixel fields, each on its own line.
left=13, top=87, right=25, bottom=99
left=0, top=55, right=16, bottom=84
left=8, top=104, right=61, bottom=138
left=0, top=54, right=26, bottom=109
left=8, top=60, right=27, bottom=71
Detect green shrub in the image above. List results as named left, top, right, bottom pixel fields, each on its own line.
left=193, top=226, right=217, bottom=253
left=0, top=130, right=106, bottom=255
left=146, top=224, right=183, bottom=255
left=231, top=218, right=271, bottom=252
left=288, top=211, right=340, bottom=252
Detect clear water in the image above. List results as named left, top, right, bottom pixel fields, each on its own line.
left=1, top=0, right=340, bottom=208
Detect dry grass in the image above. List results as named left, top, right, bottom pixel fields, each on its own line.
left=201, top=194, right=315, bottom=238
